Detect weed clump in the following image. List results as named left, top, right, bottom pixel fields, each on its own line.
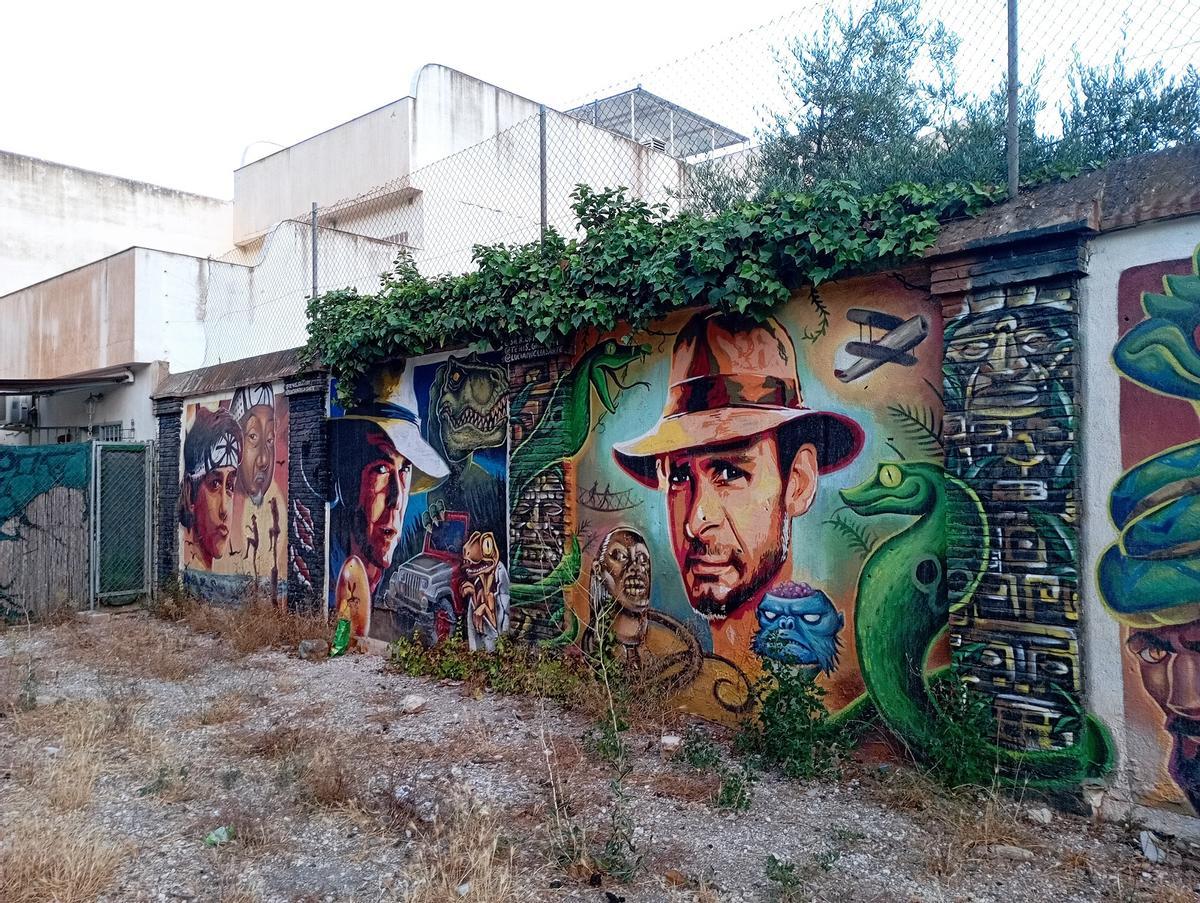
left=736, top=659, right=860, bottom=780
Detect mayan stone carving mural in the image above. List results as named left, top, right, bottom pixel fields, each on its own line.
left=178, top=383, right=289, bottom=603
left=1099, top=245, right=1200, bottom=815
left=943, top=279, right=1085, bottom=750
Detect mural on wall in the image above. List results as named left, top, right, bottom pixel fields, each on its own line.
left=509, top=277, right=953, bottom=724
left=1099, top=244, right=1200, bottom=813
left=0, top=444, right=91, bottom=620
left=328, top=351, right=510, bottom=649
left=942, top=281, right=1086, bottom=750
left=178, top=384, right=289, bottom=603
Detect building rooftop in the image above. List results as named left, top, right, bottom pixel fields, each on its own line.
left=566, top=86, right=747, bottom=159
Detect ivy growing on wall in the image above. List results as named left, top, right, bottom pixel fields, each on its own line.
left=305, top=180, right=1001, bottom=395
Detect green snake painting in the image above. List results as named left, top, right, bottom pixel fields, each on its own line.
left=509, top=338, right=650, bottom=501
left=841, top=461, right=1114, bottom=787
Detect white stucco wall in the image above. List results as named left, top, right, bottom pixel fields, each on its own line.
left=232, top=98, right=414, bottom=245
left=1079, top=214, right=1200, bottom=836
left=409, top=64, right=542, bottom=170
left=0, top=151, right=231, bottom=297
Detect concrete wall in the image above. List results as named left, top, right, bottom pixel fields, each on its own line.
left=0, top=151, right=231, bottom=297
left=409, top=64, right=541, bottom=170
left=0, top=250, right=139, bottom=380
left=232, top=98, right=414, bottom=245
left=1080, top=214, right=1200, bottom=836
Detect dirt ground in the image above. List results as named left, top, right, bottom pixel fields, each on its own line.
left=1, top=611, right=1197, bottom=903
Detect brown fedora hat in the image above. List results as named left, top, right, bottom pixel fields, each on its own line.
left=612, top=311, right=865, bottom=489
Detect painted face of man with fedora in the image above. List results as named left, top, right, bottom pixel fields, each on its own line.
left=614, top=311, right=863, bottom=634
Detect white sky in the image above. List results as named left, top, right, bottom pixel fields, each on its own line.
left=4, top=1, right=1191, bottom=201
left=0, top=0, right=806, bottom=199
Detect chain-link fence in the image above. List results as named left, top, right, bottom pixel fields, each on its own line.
left=196, top=0, right=1199, bottom=367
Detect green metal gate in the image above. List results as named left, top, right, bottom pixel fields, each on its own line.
left=90, top=442, right=153, bottom=606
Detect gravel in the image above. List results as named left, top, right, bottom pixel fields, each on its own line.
left=1, top=612, right=1194, bottom=902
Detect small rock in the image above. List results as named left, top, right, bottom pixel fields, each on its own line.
left=1140, top=830, right=1167, bottom=864
left=664, top=868, right=688, bottom=887
left=34, top=694, right=60, bottom=708
left=659, top=733, right=683, bottom=760
left=988, top=844, right=1035, bottom=862
left=298, top=639, right=330, bottom=661
left=456, top=882, right=470, bottom=897
left=1026, top=807, right=1053, bottom=825
left=43, top=745, right=61, bottom=756
left=399, top=694, right=427, bottom=715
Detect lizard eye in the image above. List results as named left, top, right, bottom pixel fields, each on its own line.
left=879, top=464, right=902, bottom=488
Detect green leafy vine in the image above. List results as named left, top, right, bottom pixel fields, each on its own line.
left=306, top=180, right=1002, bottom=396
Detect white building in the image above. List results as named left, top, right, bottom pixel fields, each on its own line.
left=0, top=65, right=741, bottom=443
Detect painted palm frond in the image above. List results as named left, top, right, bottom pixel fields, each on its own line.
left=823, top=513, right=876, bottom=558
left=887, top=403, right=944, bottom=456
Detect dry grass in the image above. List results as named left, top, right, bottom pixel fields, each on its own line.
left=297, top=746, right=358, bottom=808
left=200, top=801, right=284, bottom=852
left=402, top=792, right=523, bottom=903
left=39, top=750, right=102, bottom=810
left=184, top=690, right=254, bottom=728
left=62, top=619, right=207, bottom=681
left=0, top=814, right=125, bottom=903
left=917, top=783, right=1042, bottom=879
left=157, top=591, right=331, bottom=655
left=641, top=768, right=721, bottom=804
left=236, top=723, right=322, bottom=759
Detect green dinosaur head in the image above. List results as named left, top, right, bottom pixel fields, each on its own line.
left=431, top=352, right=509, bottom=463
left=840, top=461, right=942, bottom=517
left=583, top=339, right=651, bottom=414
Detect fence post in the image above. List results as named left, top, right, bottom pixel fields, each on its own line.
left=539, top=105, right=548, bottom=244
left=311, top=201, right=319, bottom=299
left=1006, top=0, right=1019, bottom=199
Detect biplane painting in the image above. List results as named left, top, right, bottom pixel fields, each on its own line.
left=178, top=384, right=289, bottom=603
left=1099, top=247, right=1200, bottom=814
left=508, top=274, right=948, bottom=724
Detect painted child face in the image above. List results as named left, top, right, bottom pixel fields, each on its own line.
left=238, top=404, right=276, bottom=505
left=192, top=465, right=236, bottom=563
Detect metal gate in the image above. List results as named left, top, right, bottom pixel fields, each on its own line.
left=90, top=441, right=154, bottom=607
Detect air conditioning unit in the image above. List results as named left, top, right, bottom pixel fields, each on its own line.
left=640, top=135, right=667, bottom=153
left=4, top=397, right=31, bottom=430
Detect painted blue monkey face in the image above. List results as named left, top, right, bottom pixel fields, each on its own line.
left=752, top=583, right=844, bottom=674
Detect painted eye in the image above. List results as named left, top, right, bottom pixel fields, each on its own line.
left=1137, top=647, right=1168, bottom=665
left=879, top=464, right=902, bottom=488
left=801, top=613, right=822, bottom=624
left=761, top=609, right=779, bottom=622
left=605, top=341, right=617, bottom=355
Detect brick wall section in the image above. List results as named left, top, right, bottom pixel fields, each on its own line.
left=506, top=341, right=574, bottom=643
left=152, top=396, right=183, bottom=587
left=935, top=235, right=1088, bottom=751
left=284, top=374, right=329, bottom=614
